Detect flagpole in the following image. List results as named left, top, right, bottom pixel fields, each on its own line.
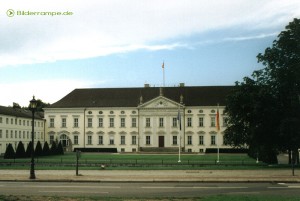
left=162, top=61, right=165, bottom=87
left=178, top=106, right=181, bottom=163
left=216, top=103, right=220, bottom=163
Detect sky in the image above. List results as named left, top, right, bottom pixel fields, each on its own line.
left=0, top=0, right=300, bottom=107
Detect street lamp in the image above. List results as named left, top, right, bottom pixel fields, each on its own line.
left=29, top=96, right=37, bottom=179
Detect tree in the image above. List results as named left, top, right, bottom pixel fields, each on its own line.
left=35, top=141, right=43, bottom=157
left=25, top=141, right=33, bottom=158
left=26, top=99, right=50, bottom=112
left=42, top=141, right=50, bottom=156
left=15, top=141, right=26, bottom=158
left=224, top=18, right=300, bottom=164
left=4, top=144, right=15, bottom=159
left=57, top=141, right=64, bottom=155
left=50, top=141, right=57, bottom=155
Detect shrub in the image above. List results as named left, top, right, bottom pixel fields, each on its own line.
left=4, top=143, right=15, bottom=159
left=42, top=141, right=50, bottom=156
left=57, top=141, right=64, bottom=155
left=25, top=141, right=33, bottom=158
left=35, top=141, right=43, bottom=157
left=15, top=141, right=26, bottom=158
left=50, top=141, right=57, bottom=155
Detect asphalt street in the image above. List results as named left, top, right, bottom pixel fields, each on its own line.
left=0, top=181, right=300, bottom=198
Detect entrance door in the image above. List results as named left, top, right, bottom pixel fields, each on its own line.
left=159, top=136, right=164, bottom=147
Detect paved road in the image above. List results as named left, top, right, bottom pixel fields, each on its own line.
left=0, top=182, right=300, bottom=198
left=0, top=169, right=299, bottom=182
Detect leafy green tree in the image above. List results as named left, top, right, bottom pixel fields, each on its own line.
left=4, top=144, right=15, bottom=159
left=224, top=18, right=300, bottom=164
left=15, top=141, right=26, bottom=158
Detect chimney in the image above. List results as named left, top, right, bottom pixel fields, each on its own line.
left=179, top=83, right=185, bottom=87
left=144, top=83, right=150, bottom=88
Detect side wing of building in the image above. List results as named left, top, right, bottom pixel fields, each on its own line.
left=0, top=106, right=45, bottom=155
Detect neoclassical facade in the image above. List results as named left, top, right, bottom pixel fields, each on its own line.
left=44, top=85, right=233, bottom=153
left=0, top=106, right=45, bottom=155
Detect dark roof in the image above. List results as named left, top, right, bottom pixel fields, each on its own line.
left=48, top=86, right=234, bottom=108
left=0, top=106, right=44, bottom=119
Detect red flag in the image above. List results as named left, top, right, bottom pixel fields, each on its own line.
left=216, top=105, right=220, bottom=131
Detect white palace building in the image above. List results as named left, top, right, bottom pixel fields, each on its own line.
left=42, top=84, right=233, bottom=153
left=0, top=84, right=234, bottom=154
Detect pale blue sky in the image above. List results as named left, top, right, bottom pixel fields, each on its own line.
left=0, top=0, right=300, bottom=106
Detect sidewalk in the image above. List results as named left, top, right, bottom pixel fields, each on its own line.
left=0, top=169, right=299, bottom=182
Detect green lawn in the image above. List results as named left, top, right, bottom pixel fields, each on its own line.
left=1, top=152, right=295, bottom=170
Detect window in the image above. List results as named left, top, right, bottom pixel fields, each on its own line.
left=74, top=118, right=79, bottom=127
left=145, top=118, right=150, bottom=127
left=172, top=118, right=177, bottom=127
left=120, top=118, right=125, bottom=127
left=211, top=117, right=216, bottom=127
left=132, top=136, right=136, bottom=145
left=15, top=131, right=17, bottom=139
left=19, top=131, right=21, bottom=139
left=188, top=149, right=192, bottom=153
left=172, top=136, right=177, bottom=145
left=187, top=136, right=192, bottom=145
left=11, top=119, right=13, bottom=124
left=131, top=118, right=137, bottom=127
left=121, top=136, right=125, bottom=145
left=159, top=117, right=164, bottom=127
left=6, top=118, right=8, bottom=124
left=98, top=118, right=103, bottom=127
left=49, top=135, right=54, bottom=144
left=109, top=136, right=114, bottom=145
left=19, top=120, right=21, bottom=125
left=62, top=118, right=66, bottom=128
left=199, top=117, right=204, bottom=127
left=87, top=136, right=92, bottom=145
left=6, top=130, right=8, bottom=138
left=27, top=131, right=29, bottom=139
left=98, top=135, right=103, bottom=145
left=74, top=136, right=78, bottom=145
left=211, top=135, right=216, bottom=145
left=199, top=135, right=204, bottom=145
left=109, top=118, right=114, bottom=127
left=0, top=117, right=2, bottom=123
left=187, top=117, right=192, bottom=127
left=0, top=130, right=2, bottom=138
left=10, top=130, right=13, bottom=138
left=146, top=136, right=151, bottom=145
left=23, top=120, right=25, bottom=126
left=23, top=131, right=25, bottom=139
left=87, top=118, right=93, bottom=127
left=15, top=119, right=17, bottom=125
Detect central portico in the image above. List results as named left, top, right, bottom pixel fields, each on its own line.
left=138, top=93, right=184, bottom=151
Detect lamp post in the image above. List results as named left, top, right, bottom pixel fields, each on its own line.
left=29, top=96, right=37, bottom=179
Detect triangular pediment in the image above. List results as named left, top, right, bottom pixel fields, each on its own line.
left=138, top=96, right=181, bottom=109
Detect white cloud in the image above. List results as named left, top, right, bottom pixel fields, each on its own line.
left=0, top=79, right=103, bottom=107
left=0, top=0, right=300, bottom=67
